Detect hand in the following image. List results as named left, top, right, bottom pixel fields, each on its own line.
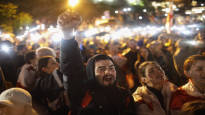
left=57, top=10, right=82, bottom=38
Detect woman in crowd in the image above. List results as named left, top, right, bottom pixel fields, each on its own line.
left=17, top=51, right=37, bottom=91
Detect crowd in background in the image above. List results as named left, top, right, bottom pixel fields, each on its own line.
left=0, top=11, right=205, bottom=115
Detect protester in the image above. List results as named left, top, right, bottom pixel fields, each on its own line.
left=132, top=61, right=176, bottom=115
left=32, top=56, right=67, bottom=115
left=17, top=51, right=37, bottom=91
left=58, top=11, right=136, bottom=115
left=170, top=54, right=205, bottom=115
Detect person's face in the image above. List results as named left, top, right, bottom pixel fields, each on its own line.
left=185, top=60, right=205, bottom=90
left=95, top=59, right=117, bottom=87
left=142, top=64, right=165, bottom=90
left=140, top=48, right=149, bottom=59
left=43, top=57, right=59, bottom=74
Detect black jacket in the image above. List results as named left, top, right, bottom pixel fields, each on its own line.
left=60, top=38, right=136, bottom=115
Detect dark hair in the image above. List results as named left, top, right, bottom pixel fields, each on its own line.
left=37, top=56, right=53, bottom=72
left=17, top=44, right=26, bottom=51
left=25, top=51, right=36, bottom=64
left=184, top=55, right=205, bottom=72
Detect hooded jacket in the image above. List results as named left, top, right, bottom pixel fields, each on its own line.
left=60, top=38, right=136, bottom=115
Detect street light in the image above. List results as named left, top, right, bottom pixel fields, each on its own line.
left=68, top=0, right=79, bottom=8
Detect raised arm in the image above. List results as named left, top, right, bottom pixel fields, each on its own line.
left=58, top=11, right=86, bottom=113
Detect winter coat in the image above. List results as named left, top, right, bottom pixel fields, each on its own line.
left=32, top=71, right=64, bottom=115
left=60, top=38, right=136, bottom=115
left=132, top=81, right=176, bottom=115
left=170, top=80, right=205, bottom=115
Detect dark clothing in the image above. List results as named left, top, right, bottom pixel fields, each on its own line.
left=0, top=50, right=18, bottom=85
left=60, top=38, right=136, bottom=115
left=147, top=86, right=165, bottom=110
left=32, top=71, right=65, bottom=115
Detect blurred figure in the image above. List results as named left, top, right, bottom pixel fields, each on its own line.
left=17, top=51, right=37, bottom=91
left=133, top=61, right=176, bottom=115
left=36, top=47, right=56, bottom=58
left=0, top=88, right=37, bottom=115
left=0, top=41, right=17, bottom=85
left=170, top=55, right=205, bottom=115
left=32, top=56, right=67, bottom=115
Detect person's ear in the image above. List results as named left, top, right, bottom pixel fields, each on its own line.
left=184, top=70, right=191, bottom=79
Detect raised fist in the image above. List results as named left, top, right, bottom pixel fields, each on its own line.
left=57, top=10, right=82, bottom=34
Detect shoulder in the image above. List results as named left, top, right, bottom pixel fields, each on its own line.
left=170, top=88, right=201, bottom=110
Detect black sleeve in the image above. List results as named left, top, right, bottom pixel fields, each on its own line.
left=60, top=38, right=86, bottom=111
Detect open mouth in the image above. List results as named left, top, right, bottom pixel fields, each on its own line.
left=104, top=76, right=113, bottom=82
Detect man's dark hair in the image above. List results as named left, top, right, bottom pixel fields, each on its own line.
left=25, top=51, right=36, bottom=64
left=17, top=44, right=26, bottom=51
left=184, top=55, right=205, bottom=72
left=37, top=56, right=53, bottom=72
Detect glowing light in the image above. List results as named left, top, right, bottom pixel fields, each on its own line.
left=201, top=4, right=204, bottom=6
left=143, top=9, right=147, bottom=13
left=123, top=8, right=128, bottom=12
left=127, top=8, right=132, bottom=11
left=115, top=10, right=119, bottom=14
left=68, top=0, right=79, bottom=8
left=102, top=16, right=106, bottom=19
left=185, top=40, right=200, bottom=46
left=139, top=16, right=143, bottom=20
left=30, top=33, right=42, bottom=43
left=26, top=26, right=29, bottom=30
left=41, top=24, right=45, bottom=30
left=185, top=11, right=192, bottom=15
left=1, top=44, right=10, bottom=53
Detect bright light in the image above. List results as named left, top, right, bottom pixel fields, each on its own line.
left=143, top=9, right=147, bottom=13
left=165, top=14, right=168, bottom=16
left=185, top=11, right=192, bottom=15
left=139, top=16, right=143, bottom=20
left=30, top=33, right=42, bottom=43
left=102, top=16, right=106, bottom=19
left=185, top=40, right=200, bottom=46
left=1, top=44, right=10, bottom=53
left=115, top=10, right=119, bottom=14
left=51, top=33, right=63, bottom=43
left=68, top=0, right=79, bottom=8
left=201, top=4, right=204, bottom=6
left=26, top=26, right=29, bottom=30
left=41, top=24, right=45, bottom=30
left=127, top=8, right=132, bottom=11
left=123, top=8, right=128, bottom=12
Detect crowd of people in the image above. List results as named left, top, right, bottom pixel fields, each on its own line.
left=0, top=10, right=205, bottom=115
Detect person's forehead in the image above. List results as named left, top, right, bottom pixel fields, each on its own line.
left=95, top=60, right=114, bottom=67
left=191, top=60, right=205, bottom=67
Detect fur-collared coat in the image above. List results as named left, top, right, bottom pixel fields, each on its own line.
left=132, top=81, right=176, bottom=115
